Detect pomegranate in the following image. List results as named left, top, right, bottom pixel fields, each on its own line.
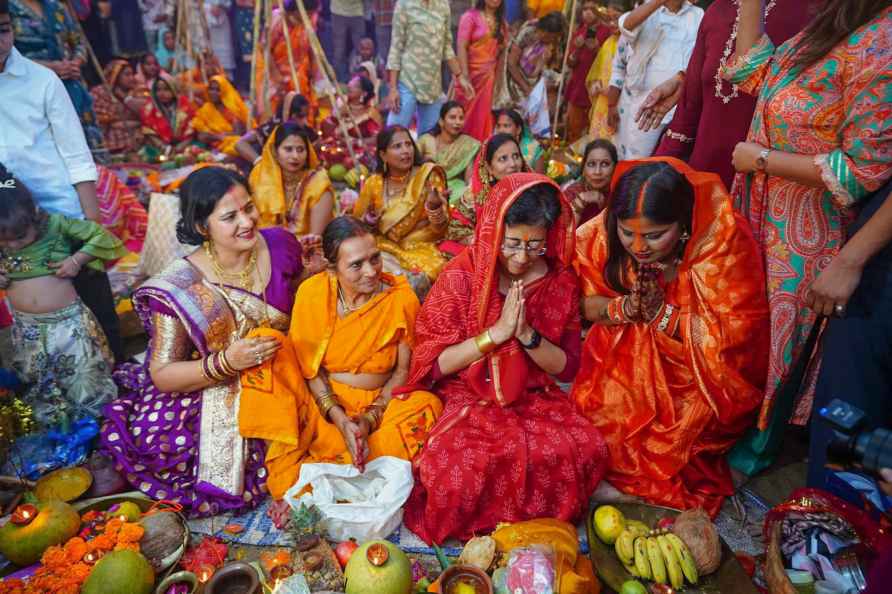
left=335, top=539, right=359, bottom=568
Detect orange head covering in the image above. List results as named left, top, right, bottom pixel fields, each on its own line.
left=207, top=74, right=250, bottom=124
left=104, top=59, right=131, bottom=90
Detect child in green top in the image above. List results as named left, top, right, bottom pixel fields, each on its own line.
left=0, top=165, right=125, bottom=429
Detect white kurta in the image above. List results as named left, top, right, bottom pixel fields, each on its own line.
left=612, top=2, right=703, bottom=159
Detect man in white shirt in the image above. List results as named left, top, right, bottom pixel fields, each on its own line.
left=0, top=2, right=124, bottom=361
left=609, top=0, right=703, bottom=159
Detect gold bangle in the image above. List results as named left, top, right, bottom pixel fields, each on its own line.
left=474, top=329, right=497, bottom=354
left=206, top=354, right=225, bottom=381
left=315, top=392, right=340, bottom=421
left=217, top=350, right=237, bottom=376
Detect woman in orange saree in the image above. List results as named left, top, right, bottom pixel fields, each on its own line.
left=244, top=216, right=442, bottom=501
left=570, top=158, right=769, bottom=516
left=402, top=174, right=608, bottom=544
left=192, top=75, right=249, bottom=156
left=454, top=1, right=509, bottom=141
left=254, top=0, right=318, bottom=121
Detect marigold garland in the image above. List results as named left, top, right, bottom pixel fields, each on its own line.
left=0, top=516, right=145, bottom=594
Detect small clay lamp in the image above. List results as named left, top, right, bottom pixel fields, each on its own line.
left=10, top=504, right=38, bottom=526
left=197, top=563, right=216, bottom=584
left=82, top=550, right=101, bottom=565
left=204, top=561, right=261, bottom=594
left=367, top=542, right=389, bottom=567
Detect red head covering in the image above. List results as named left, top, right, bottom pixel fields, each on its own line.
left=403, top=173, right=579, bottom=406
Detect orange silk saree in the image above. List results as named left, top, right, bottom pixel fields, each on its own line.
left=570, top=158, right=770, bottom=516
left=256, top=271, right=441, bottom=499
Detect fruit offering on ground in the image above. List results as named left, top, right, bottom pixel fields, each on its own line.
left=139, top=510, right=187, bottom=572
left=344, top=540, right=413, bottom=594
left=107, top=501, right=143, bottom=522
left=593, top=505, right=626, bottom=545
left=672, top=508, right=722, bottom=575
left=34, top=467, right=93, bottom=502
left=335, top=539, right=359, bottom=568
left=458, top=535, right=497, bottom=571
left=619, top=579, right=649, bottom=594
left=612, top=517, right=701, bottom=588
left=81, top=549, right=155, bottom=594
left=0, top=499, right=81, bottom=566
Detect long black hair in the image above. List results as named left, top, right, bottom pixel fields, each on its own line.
left=427, top=101, right=464, bottom=137
left=492, top=108, right=524, bottom=135
left=0, top=164, right=47, bottom=240
left=604, top=162, right=694, bottom=294
left=485, top=133, right=522, bottom=166
left=176, top=167, right=249, bottom=245
left=790, top=0, right=890, bottom=71
left=474, top=0, right=505, bottom=43
left=374, top=125, right=424, bottom=175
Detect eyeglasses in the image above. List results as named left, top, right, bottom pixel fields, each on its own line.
left=500, top=241, right=547, bottom=256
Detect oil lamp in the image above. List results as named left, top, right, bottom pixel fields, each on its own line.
left=197, top=563, right=215, bottom=583
left=366, top=542, right=389, bottom=566
left=10, top=504, right=37, bottom=526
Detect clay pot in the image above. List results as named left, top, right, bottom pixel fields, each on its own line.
left=204, top=562, right=261, bottom=594
left=438, top=564, right=494, bottom=594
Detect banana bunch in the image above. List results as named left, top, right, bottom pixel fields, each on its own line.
left=614, top=525, right=699, bottom=588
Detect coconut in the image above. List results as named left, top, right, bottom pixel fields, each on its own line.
left=82, top=549, right=155, bottom=594
left=0, top=500, right=81, bottom=566
left=672, top=508, right=722, bottom=575
left=138, top=511, right=187, bottom=572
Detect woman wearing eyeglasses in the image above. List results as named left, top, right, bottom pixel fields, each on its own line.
left=570, top=158, right=769, bottom=516
left=400, top=173, right=608, bottom=545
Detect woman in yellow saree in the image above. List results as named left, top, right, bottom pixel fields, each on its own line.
left=192, top=75, right=249, bottom=156
left=252, top=217, right=443, bottom=501
left=352, top=126, right=451, bottom=290
left=249, top=123, right=335, bottom=234
left=583, top=12, right=620, bottom=143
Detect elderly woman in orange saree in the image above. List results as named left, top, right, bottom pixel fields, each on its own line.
left=192, top=75, right=249, bottom=156
left=570, top=158, right=769, bottom=516
left=249, top=123, right=335, bottom=234
left=402, top=174, right=608, bottom=544
left=244, top=216, right=443, bottom=502
left=454, top=0, right=509, bottom=141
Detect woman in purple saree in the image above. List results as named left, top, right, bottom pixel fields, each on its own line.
left=100, top=167, right=306, bottom=517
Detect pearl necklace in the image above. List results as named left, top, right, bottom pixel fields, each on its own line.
left=714, top=0, right=777, bottom=103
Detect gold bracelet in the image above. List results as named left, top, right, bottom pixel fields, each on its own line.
left=474, top=329, right=497, bottom=354
left=315, top=392, right=340, bottom=421
left=217, top=350, right=237, bottom=376
left=206, top=354, right=225, bottom=381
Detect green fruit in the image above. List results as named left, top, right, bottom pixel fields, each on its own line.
left=0, top=500, right=81, bottom=566
left=619, top=580, right=649, bottom=594
left=344, top=540, right=413, bottom=594
left=329, top=164, right=348, bottom=182
left=82, top=549, right=155, bottom=594
left=593, top=505, right=626, bottom=545
left=108, top=501, right=142, bottom=522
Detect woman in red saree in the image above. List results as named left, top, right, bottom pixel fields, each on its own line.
left=454, top=0, right=509, bottom=141
left=402, top=173, right=608, bottom=544
left=570, top=158, right=769, bottom=516
left=140, top=74, right=196, bottom=152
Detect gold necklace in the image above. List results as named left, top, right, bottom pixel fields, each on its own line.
left=337, top=282, right=382, bottom=314
left=204, top=241, right=258, bottom=291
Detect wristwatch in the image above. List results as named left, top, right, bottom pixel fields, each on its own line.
left=520, top=329, right=542, bottom=350
left=755, top=148, right=772, bottom=172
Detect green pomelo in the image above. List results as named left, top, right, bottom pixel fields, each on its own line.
left=344, top=540, right=412, bottom=594
left=0, top=500, right=81, bottom=566
left=82, top=549, right=155, bottom=594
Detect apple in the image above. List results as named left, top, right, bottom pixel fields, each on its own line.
left=335, top=539, right=359, bottom=568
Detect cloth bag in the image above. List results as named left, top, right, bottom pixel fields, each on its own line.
left=283, top=456, right=414, bottom=542
left=523, top=78, right=551, bottom=137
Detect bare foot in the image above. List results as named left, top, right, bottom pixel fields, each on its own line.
left=267, top=499, right=292, bottom=530
left=591, top=480, right=641, bottom=504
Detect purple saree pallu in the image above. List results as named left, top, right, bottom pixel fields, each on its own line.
left=101, top=228, right=302, bottom=517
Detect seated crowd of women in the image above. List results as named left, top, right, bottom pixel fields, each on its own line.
left=52, top=111, right=766, bottom=544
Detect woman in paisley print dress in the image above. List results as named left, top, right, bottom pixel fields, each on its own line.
left=724, top=0, right=892, bottom=474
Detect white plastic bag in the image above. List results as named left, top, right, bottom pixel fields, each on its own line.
left=522, top=78, right=551, bottom=138
left=283, top=457, right=414, bottom=542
